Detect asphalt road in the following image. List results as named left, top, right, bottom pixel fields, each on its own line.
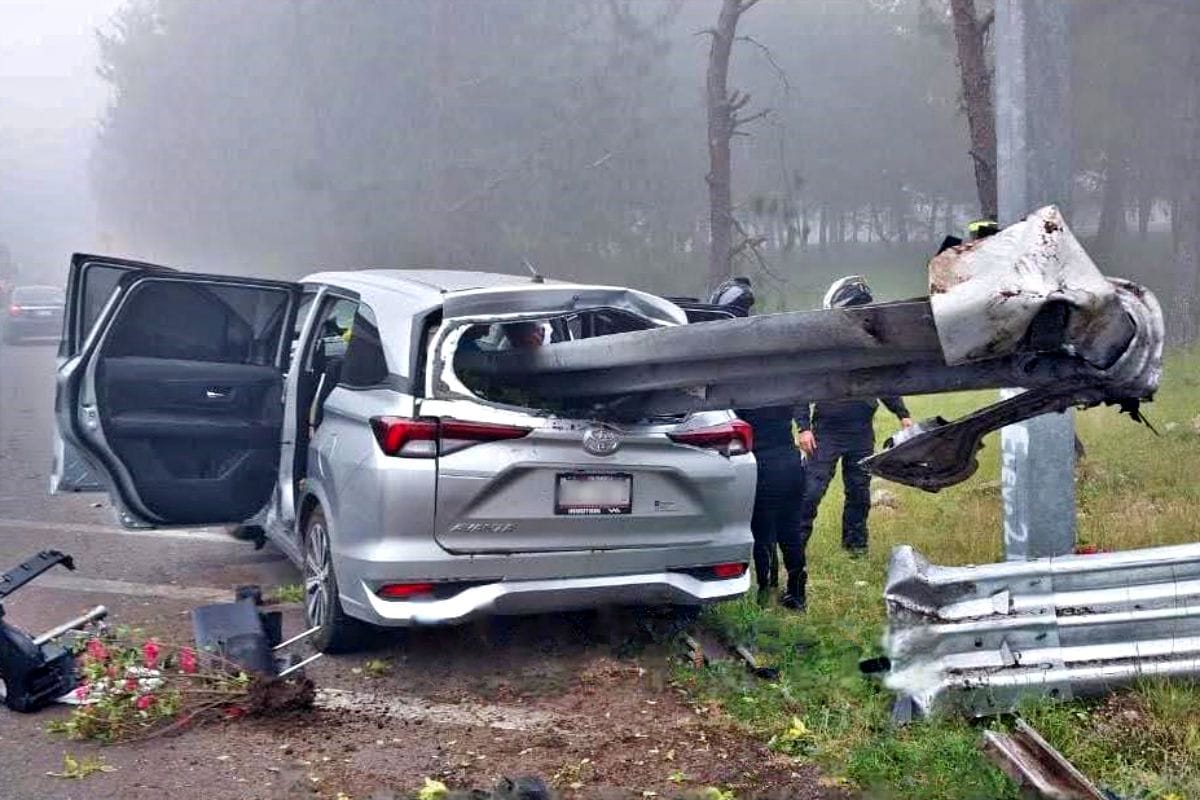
left=0, top=339, right=840, bottom=800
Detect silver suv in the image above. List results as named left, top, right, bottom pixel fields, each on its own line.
left=54, top=255, right=755, bottom=651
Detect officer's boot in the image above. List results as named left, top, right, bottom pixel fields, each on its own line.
left=779, top=570, right=807, bottom=612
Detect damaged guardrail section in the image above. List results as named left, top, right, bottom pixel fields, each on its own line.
left=881, top=542, right=1200, bottom=717
left=449, top=206, right=1164, bottom=491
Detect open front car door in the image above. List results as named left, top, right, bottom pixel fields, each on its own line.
left=56, top=264, right=301, bottom=527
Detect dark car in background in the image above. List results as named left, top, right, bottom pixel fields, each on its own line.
left=4, top=285, right=66, bottom=344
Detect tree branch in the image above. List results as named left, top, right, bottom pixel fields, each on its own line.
left=735, top=35, right=790, bottom=91
left=733, top=108, right=771, bottom=128
left=739, top=0, right=764, bottom=14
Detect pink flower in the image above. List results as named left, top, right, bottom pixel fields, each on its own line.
left=135, top=694, right=155, bottom=711
left=73, top=683, right=90, bottom=701
left=224, top=705, right=246, bottom=720
left=141, top=640, right=160, bottom=670
left=124, top=678, right=139, bottom=692
left=179, top=647, right=198, bottom=675
left=85, top=639, right=108, bottom=662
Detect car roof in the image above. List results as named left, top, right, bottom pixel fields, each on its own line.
left=302, top=268, right=538, bottom=301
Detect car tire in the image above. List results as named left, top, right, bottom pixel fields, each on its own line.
left=303, top=506, right=366, bottom=653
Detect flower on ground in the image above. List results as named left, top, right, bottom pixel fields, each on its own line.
left=141, top=640, right=160, bottom=670
left=73, top=683, right=90, bottom=702
left=134, top=694, right=155, bottom=711
left=123, top=678, right=139, bottom=692
left=178, top=647, right=198, bottom=674
left=85, top=639, right=108, bottom=662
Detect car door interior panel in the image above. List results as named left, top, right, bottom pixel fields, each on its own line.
left=85, top=275, right=294, bottom=524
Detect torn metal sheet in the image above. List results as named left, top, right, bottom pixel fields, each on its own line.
left=881, top=543, right=1200, bottom=717
left=930, top=206, right=1133, bottom=369
left=982, top=719, right=1108, bottom=800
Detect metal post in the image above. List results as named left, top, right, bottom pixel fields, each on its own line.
left=996, top=0, right=1076, bottom=560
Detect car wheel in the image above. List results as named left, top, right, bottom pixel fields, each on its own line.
left=303, top=507, right=364, bottom=653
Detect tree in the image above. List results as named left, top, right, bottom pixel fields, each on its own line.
left=947, top=0, right=996, bottom=220
left=703, top=0, right=767, bottom=290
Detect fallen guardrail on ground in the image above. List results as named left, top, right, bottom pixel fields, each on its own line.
left=878, top=542, right=1200, bottom=718
left=982, top=718, right=1111, bottom=800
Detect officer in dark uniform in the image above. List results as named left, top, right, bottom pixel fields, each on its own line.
left=710, top=278, right=808, bottom=610
left=794, top=276, right=913, bottom=557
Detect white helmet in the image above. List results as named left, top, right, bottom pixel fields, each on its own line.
left=823, top=275, right=873, bottom=309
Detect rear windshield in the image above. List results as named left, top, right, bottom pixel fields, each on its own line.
left=453, top=307, right=658, bottom=413
left=13, top=286, right=64, bottom=305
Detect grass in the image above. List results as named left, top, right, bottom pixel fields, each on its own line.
left=273, top=583, right=305, bottom=605
left=679, top=346, right=1200, bottom=800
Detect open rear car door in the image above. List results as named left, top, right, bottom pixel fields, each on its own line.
left=52, top=254, right=176, bottom=493
left=55, top=257, right=301, bottom=527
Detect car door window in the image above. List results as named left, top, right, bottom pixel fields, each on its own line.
left=105, top=279, right=288, bottom=364
left=340, top=304, right=389, bottom=388
left=308, top=297, right=358, bottom=371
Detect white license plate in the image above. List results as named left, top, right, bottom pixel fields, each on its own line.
left=555, top=473, right=632, bottom=516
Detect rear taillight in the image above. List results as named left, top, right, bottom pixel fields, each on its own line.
left=370, top=416, right=531, bottom=458
left=668, top=419, right=753, bottom=456
left=376, top=582, right=435, bottom=599
left=711, top=562, right=747, bottom=579
left=7, top=305, right=20, bottom=317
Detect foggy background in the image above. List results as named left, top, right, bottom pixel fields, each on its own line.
left=1, top=0, right=1196, bottom=321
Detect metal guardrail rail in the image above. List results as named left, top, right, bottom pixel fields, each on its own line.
left=440, top=207, right=1164, bottom=492
left=881, top=542, right=1200, bottom=717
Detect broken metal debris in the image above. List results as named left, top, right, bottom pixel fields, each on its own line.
left=0, top=550, right=107, bottom=713
left=191, top=584, right=319, bottom=676
left=981, top=718, right=1109, bottom=800
left=881, top=542, right=1200, bottom=717
left=447, top=207, right=1162, bottom=491
left=683, top=628, right=779, bottom=680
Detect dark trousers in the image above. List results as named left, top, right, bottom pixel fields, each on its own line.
left=750, top=454, right=806, bottom=592
left=796, top=432, right=873, bottom=551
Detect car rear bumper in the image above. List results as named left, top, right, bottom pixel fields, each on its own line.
left=355, top=569, right=750, bottom=626
left=4, top=317, right=61, bottom=338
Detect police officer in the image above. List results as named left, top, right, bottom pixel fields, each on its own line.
left=794, top=276, right=913, bottom=557
left=710, top=278, right=808, bottom=610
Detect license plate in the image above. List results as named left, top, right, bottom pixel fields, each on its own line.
left=555, top=473, right=632, bottom=516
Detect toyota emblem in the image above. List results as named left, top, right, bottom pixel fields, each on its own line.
left=582, top=425, right=622, bottom=456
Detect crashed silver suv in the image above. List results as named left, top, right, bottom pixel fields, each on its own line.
left=53, top=256, right=755, bottom=651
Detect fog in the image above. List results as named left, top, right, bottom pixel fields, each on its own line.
left=1, top=0, right=1197, bottom=328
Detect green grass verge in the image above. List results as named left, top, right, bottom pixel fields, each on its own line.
left=679, top=347, right=1200, bottom=800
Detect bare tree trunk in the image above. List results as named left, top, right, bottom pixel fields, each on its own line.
left=949, top=0, right=997, bottom=221
left=705, top=0, right=762, bottom=290
left=1095, top=142, right=1126, bottom=257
